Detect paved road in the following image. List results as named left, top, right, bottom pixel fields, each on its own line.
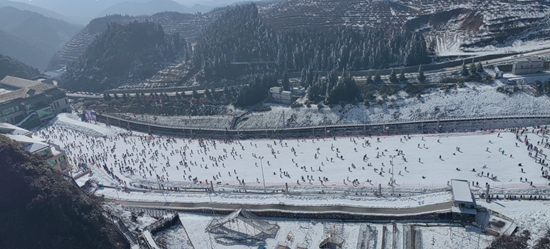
left=115, top=200, right=452, bottom=215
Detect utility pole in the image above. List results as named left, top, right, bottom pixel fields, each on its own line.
left=259, top=156, right=266, bottom=193
left=391, top=161, right=395, bottom=196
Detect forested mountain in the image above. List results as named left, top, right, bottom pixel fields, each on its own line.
left=192, top=4, right=431, bottom=82
left=0, top=53, right=40, bottom=80
left=56, top=0, right=550, bottom=98
left=0, top=0, right=76, bottom=24
left=0, top=136, right=128, bottom=249
left=0, top=6, right=82, bottom=70
left=48, top=11, right=218, bottom=70
left=59, top=21, right=189, bottom=92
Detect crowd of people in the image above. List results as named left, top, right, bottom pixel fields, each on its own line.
left=33, top=121, right=550, bottom=194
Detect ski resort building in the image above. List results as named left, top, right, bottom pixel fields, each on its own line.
left=489, top=66, right=503, bottom=79
left=269, top=87, right=306, bottom=105
left=512, top=56, right=544, bottom=75
left=451, top=179, right=477, bottom=220
left=0, top=76, right=70, bottom=128
left=0, top=122, right=32, bottom=136
left=270, top=87, right=293, bottom=104
left=0, top=124, right=70, bottom=173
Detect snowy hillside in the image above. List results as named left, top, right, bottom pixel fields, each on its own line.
left=114, top=82, right=550, bottom=130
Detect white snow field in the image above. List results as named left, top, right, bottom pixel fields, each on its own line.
left=36, top=113, right=549, bottom=193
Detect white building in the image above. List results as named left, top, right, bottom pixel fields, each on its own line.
left=269, top=86, right=306, bottom=105
left=0, top=76, right=70, bottom=127
left=269, top=87, right=293, bottom=105
left=451, top=179, right=477, bottom=220
left=512, top=56, right=544, bottom=75
left=1, top=124, right=71, bottom=173
left=488, top=66, right=503, bottom=79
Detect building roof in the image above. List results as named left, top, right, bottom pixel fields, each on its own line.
left=3, top=134, right=50, bottom=153
left=0, top=77, right=56, bottom=103
left=515, top=56, right=544, bottom=63
left=0, top=123, right=31, bottom=135
left=451, top=179, right=474, bottom=203
left=0, top=76, right=41, bottom=89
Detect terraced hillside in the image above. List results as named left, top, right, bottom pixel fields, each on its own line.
left=259, top=0, right=550, bottom=54
left=47, top=11, right=221, bottom=71
left=258, top=0, right=420, bottom=31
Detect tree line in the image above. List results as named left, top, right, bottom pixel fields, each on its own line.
left=192, top=3, right=431, bottom=82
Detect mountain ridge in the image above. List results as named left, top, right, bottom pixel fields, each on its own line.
left=0, top=53, right=40, bottom=80
left=0, top=6, right=82, bottom=70
left=97, top=0, right=213, bottom=17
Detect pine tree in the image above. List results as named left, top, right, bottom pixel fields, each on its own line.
left=374, top=72, right=382, bottom=83
left=103, top=93, right=112, bottom=101
left=113, top=93, right=119, bottom=99
left=367, top=73, right=374, bottom=84
left=477, top=62, right=484, bottom=73
left=204, top=89, right=212, bottom=99
left=461, top=61, right=469, bottom=77
left=399, top=68, right=406, bottom=82
left=389, top=69, right=398, bottom=83
left=469, top=60, right=477, bottom=75
left=192, top=89, right=200, bottom=99
left=417, top=65, right=426, bottom=82
left=282, top=71, right=290, bottom=91
left=210, top=87, right=217, bottom=99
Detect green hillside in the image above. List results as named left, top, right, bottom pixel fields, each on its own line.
left=0, top=53, right=40, bottom=79
left=0, top=136, right=128, bottom=249
left=60, top=20, right=189, bottom=92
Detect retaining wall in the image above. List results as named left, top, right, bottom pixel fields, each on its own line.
left=96, top=113, right=550, bottom=140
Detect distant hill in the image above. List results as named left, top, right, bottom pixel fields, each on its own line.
left=0, top=29, right=51, bottom=70
left=0, top=0, right=79, bottom=24
left=97, top=0, right=213, bottom=17
left=0, top=53, right=40, bottom=79
left=59, top=21, right=190, bottom=92
left=0, top=136, right=128, bottom=249
left=0, top=6, right=82, bottom=70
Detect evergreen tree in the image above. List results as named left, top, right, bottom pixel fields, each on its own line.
left=399, top=68, right=406, bottom=82
left=326, top=75, right=362, bottom=104
left=103, top=93, right=112, bottom=101
left=204, top=88, right=212, bottom=99
left=469, top=60, right=477, bottom=75
left=367, top=73, right=374, bottom=84
left=113, top=93, right=119, bottom=99
left=223, top=86, right=231, bottom=99
left=282, top=71, right=290, bottom=91
left=192, top=89, right=200, bottom=99
left=374, top=72, right=382, bottom=83
left=476, top=62, right=484, bottom=73
left=389, top=69, right=398, bottom=83
left=417, top=65, right=426, bottom=82
left=210, top=87, right=218, bottom=99
left=461, top=61, right=469, bottom=77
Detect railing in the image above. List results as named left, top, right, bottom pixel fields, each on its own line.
left=96, top=112, right=550, bottom=140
